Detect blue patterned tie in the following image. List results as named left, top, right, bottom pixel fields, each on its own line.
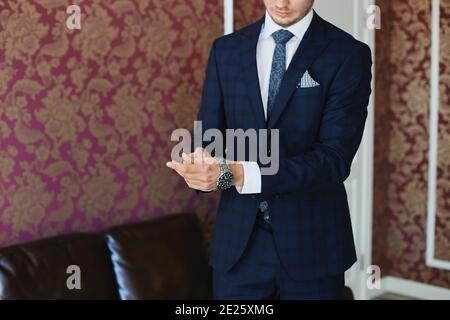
left=267, top=29, right=294, bottom=122
left=258, top=30, right=293, bottom=224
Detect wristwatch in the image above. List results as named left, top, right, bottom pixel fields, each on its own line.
left=216, top=158, right=234, bottom=191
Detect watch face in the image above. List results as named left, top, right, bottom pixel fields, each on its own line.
left=218, top=171, right=234, bottom=190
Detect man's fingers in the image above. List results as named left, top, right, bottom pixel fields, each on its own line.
left=166, top=161, right=179, bottom=170
left=167, top=161, right=206, bottom=176
left=166, top=161, right=187, bottom=176
left=193, top=147, right=213, bottom=164
left=191, top=149, right=204, bottom=164
left=194, top=147, right=204, bottom=155
left=191, top=148, right=217, bottom=165
left=167, top=161, right=219, bottom=185
left=182, top=153, right=194, bottom=164
left=167, top=156, right=218, bottom=191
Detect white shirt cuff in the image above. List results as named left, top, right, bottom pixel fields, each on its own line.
left=235, top=161, right=261, bottom=194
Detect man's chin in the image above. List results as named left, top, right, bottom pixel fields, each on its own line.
left=271, top=13, right=302, bottom=28
left=275, top=19, right=295, bottom=28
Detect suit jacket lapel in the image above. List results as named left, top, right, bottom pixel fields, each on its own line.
left=238, top=16, right=267, bottom=130
left=267, top=11, right=330, bottom=129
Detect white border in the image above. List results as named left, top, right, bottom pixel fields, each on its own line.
left=358, top=0, right=376, bottom=300
left=426, top=0, right=450, bottom=271
left=224, top=0, right=234, bottom=35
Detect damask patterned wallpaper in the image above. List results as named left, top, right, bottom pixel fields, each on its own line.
left=0, top=0, right=225, bottom=247
left=0, top=0, right=265, bottom=249
left=3, top=0, right=447, bottom=289
left=373, top=0, right=450, bottom=288
left=234, top=0, right=265, bottom=29
left=436, top=0, right=450, bottom=264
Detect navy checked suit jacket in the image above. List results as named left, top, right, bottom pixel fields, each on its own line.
left=196, top=11, right=373, bottom=281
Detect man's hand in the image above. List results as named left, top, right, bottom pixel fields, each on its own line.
left=167, top=148, right=220, bottom=191
left=166, top=148, right=244, bottom=192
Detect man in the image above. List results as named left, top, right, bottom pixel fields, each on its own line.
left=167, top=0, right=372, bottom=299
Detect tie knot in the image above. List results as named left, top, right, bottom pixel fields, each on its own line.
left=272, top=29, right=294, bottom=45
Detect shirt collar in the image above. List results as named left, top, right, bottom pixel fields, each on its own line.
left=261, top=9, right=314, bottom=41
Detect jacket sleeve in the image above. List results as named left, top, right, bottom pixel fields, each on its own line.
left=192, top=39, right=226, bottom=155
left=193, top=39, right=226, bottom=194
left=261, top=43, right=373, bottom=196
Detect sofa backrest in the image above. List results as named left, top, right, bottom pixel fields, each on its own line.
left=0, top=233, right=119, bottom=299
left=0, top=214, right=211, bottom=300
left=106, top=213, right=211, bottom=300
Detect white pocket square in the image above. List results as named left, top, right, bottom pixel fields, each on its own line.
left=297, top=70, right=320, bottom=88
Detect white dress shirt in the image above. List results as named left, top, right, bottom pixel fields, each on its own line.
left=236, top=9, right=314, bottom=194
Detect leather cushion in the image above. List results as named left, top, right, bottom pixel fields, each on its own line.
left=106, top=214, right=211, bottom=299
left=0, top=233, right=119, bottom=299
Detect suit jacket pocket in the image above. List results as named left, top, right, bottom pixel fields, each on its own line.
left=295, top=85, right=323, bottom=96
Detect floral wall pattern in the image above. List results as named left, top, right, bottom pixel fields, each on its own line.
left=234, top=0, right=265, bottom=29
left=0, top=0, right=226, bottom=248
left=373, top=0, right=450, bottom=288
left=5, top=0, right=448, bottom=290
left=0, top=0, right=265, bottom=249
left=436, top=0, right=450, bottom=263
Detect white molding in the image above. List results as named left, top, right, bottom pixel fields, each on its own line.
left=369, top=276, right=450, bottom=300
left=426, top=0, right=450, bottom=271
left=224, top=0, right=234, bottom=35
left=352, top=0, right=360, bottom=39
left=335, top=0, right=375, bottom=301
left=358, top=0, right=376, bottom=301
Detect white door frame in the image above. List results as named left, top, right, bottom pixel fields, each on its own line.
left=352, top=0, right=376, bottom=300
left=224, top=0, right=234, bottom=35
left=426, top=0, right=450, bottom=271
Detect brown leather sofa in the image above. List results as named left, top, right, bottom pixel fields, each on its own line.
left=0, top=213, right=354, bottom=300
left=0, top=213, right=212, bottom=299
